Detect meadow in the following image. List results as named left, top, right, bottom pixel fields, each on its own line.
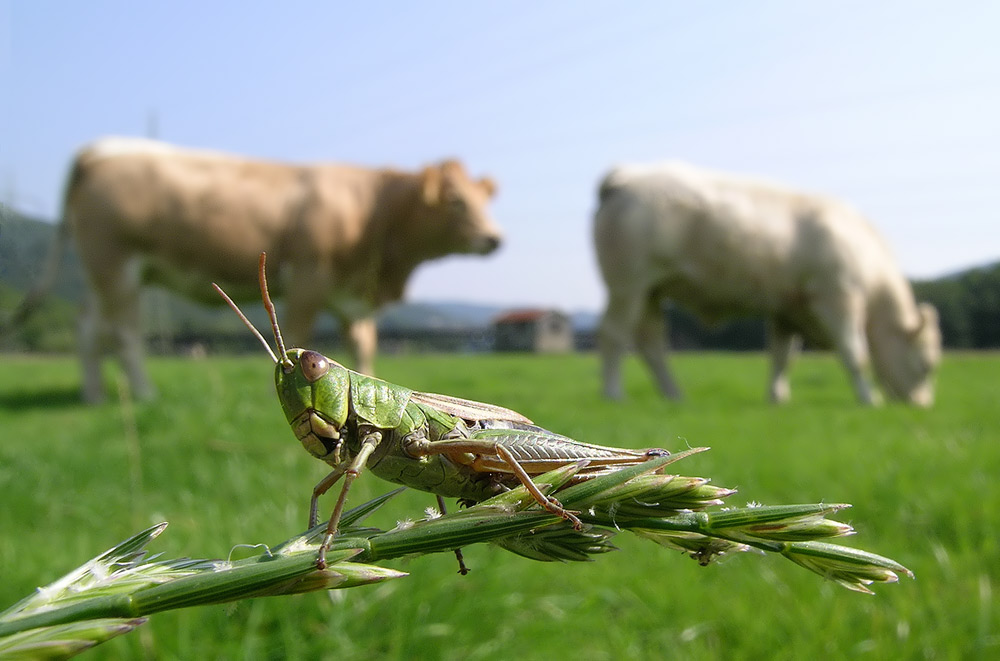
left=0, top=350, right=996, bottom=659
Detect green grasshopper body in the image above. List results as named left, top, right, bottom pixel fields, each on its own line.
left=216, top=254, right=668, bottom=569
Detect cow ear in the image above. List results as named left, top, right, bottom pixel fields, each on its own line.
left=909, top=302, right=939, bottom=339
left=479, top=177, right=497, bottom=198
left=422, top=165, right=442, bottom=206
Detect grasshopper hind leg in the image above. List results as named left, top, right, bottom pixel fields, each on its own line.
left=489, top=445, right=584, bottom=530
left=406, top=436, right=585, bottom=530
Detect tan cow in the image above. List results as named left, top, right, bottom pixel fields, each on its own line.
left=594, top=162, right=941, bottom=406
left=21, top=137, right=503, bottom=403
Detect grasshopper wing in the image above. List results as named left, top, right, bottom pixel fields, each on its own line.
left=410, top=391, right=533, bottom=425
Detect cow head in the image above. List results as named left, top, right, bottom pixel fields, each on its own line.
left=871, top=302, right=942, bottom=406
left=415, top=160, right=502, bottom=257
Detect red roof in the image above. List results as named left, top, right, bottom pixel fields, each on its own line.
left=493, top=309, right=550, bottom=324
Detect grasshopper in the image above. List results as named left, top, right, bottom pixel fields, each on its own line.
left=216, top=254, right=670, bottom=570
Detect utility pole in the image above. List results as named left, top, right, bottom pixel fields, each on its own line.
left=144, top=109, right=172, bottom=355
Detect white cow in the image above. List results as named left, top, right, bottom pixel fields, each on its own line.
left=18, top=137, right=503, bottom=403
left=594, top=162, right=941, bottom=406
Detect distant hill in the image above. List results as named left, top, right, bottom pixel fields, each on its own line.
left=379, top=301, right=503, bottom=331
left=0, top=205, right=83, bottom=299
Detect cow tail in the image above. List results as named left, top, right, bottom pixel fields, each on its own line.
left=597, top=168, right=626, bottom=205
left=3, top=157, right=82, bottom=331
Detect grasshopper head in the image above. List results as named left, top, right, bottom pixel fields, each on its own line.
left=275, top=349, right=350, bottom=425
left=214, top=253, right=354, bottom=464
left=276, top=348, right=352, bottom=462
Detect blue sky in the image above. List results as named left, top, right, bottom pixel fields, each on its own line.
left=2, top=1, right=997, bottom=311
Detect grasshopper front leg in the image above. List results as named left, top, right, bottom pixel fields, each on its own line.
left=406, top=437, right=585, bottom=530
left=310, top=466, right=348, bottom=529
left=317, top=429, right=383, bottom=569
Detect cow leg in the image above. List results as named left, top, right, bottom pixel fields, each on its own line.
left=767, top=320, right=800, bottom=404
left=78, top=291, right=106, bottom=404
left=599, top=289, right=680, bottom=400
left=107, top=261, right=155, bottom=401
left=282, top=280, right=323, bottom=351
left=814, top=298, right=881, bottom=406
left=635, top=297, right=682, bottom=400
left=113, top=295, right=156, bottom=402
left=343, top=317, right=377, bottom=376
left=597, top=291, right=638, bottom=400
left=839, top=330, right=881, bottom=406
left=79, top=258, right=155, bottom=403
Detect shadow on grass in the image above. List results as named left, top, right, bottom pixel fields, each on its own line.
left=0, top=385, right=82, bottom=411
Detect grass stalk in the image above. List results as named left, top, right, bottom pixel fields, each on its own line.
left=0, top=447, right=913, bottom=657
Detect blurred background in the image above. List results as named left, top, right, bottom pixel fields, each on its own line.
left=2, top=1, right=998, bottom=327
left=1, top=2, right=998, bottom=659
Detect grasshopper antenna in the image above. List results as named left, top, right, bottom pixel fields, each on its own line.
left=257, top=252, right=291, bottom=368
left=213, top=282, right=279, bottom=364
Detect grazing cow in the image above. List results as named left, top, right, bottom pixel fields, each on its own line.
left=593, top=162, right=941, bottom=406
left=21, top=137, right=503, bottom=403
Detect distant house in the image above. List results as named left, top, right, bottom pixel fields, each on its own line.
left=493, top=309, right=573, bottom=353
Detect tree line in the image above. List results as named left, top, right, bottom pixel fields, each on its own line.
left=659, top=264, right=1000, bottom=351
left=912, top=265, right=1000, bottom=349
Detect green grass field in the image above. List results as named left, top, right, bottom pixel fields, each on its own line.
left=1, top=350, right=997, bottom=659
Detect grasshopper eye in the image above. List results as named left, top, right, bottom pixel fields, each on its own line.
left=299, top=350, right=330, bottom=383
